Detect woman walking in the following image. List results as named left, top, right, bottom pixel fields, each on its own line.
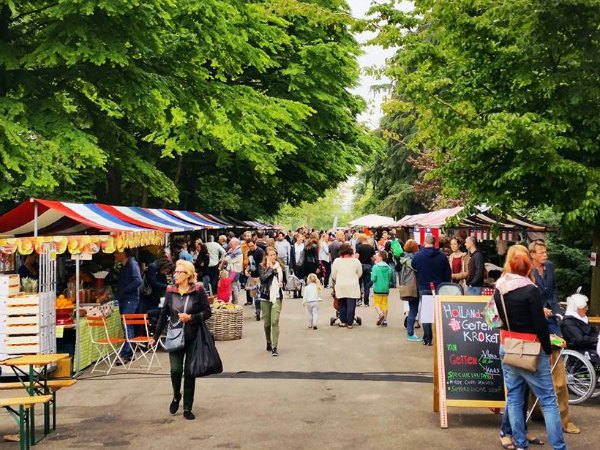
left=151, top=260, right=211, bottom=420
left=494, top=252, right=566, bottom=450
left=355, top=233, right=375, bottom=306
left=330, top=243, right=362, bottom=329
left=398, top=239, right=421, bottom=341
left=259, top=246, right=285, bottom=356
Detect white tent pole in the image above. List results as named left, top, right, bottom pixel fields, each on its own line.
left=33, top=201, right=38, bottom=237
left=74, top=258, right=80, bottom=375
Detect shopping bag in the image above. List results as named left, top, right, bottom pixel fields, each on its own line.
left=483, top=296, right=503, bottom=329
left=285, top=274, right=302, bottom=291
left=190, top=320, right=223, bottom=377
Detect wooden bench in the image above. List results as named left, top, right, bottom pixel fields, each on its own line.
left=0, top=395, right=53, bottom=450
left=0, top=379, right=77, bottom=433
left=0, top=379, right=77, bottom=392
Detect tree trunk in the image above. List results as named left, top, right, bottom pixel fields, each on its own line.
left=106, top=166, right=123, bottom=204
left=141, top=187, right=148, bottom=207
left=590, top=227, right=600, bottom=315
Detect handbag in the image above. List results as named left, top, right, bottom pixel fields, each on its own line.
left=190, top=319, right=223, bottom=377
left=140, top=270, right=152, bottom=296
left=499, top=292, right=541, bottom=372
left=398, top=284, right=418, bottom=298
left=164, top=295, right=190, bottom=353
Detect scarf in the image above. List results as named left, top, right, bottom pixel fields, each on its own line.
left=495, top=273, right=535, bottom=295
left=564, top=309, right=589, bottom=324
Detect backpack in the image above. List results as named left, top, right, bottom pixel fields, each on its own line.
left=390, top=239, right=404, bottom=258
left=140, top=270, right=152, bottom=296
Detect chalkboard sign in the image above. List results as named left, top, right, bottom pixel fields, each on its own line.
left=433, top=296, right=505, bottom=428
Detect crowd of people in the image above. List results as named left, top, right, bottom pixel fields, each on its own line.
left=108, top=227, right=598, bottom=445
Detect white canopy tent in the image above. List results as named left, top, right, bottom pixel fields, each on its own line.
left=349, top=214, right=396, bottom=228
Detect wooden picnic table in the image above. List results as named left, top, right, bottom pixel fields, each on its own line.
left=1, top=353, right=70, bottom=443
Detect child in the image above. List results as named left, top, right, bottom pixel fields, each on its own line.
left=217, top=269, right=236, bottom=303
left=303, top=273, right=322, bottom=329
left=371, top=250, right=392, bottom=326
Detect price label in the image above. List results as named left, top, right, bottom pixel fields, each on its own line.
left=56, top=325, right=64, bottom=338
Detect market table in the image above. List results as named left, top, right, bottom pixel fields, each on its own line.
left=0, top=353, right=69, bottom=444
left=57, top=306, right=123, bottom=373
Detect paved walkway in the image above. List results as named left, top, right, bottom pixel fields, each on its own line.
left=1, top=289, right=598, bottom=449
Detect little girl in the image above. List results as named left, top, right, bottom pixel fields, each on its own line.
left=217, top=269, right=236, bottom=303
left=302, top=273, right=322, bottom=329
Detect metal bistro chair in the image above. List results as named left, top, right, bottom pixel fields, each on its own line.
left=121, top=313, right=161, bottom=372
left=86, top=316, right=127, bottom=374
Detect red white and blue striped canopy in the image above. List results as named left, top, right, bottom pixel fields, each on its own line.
left=0, top=199, right=273, bottom=237
left=0, top=199, right=151, bottom=236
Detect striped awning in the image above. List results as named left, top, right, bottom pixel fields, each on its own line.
left=0, top=198, right=271, bottom=237
left=392, top=206, right=547, bottom=232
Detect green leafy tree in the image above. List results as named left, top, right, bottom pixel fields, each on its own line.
left=0, top=0, right=373, bottom=217
left=273, top=188, right=353, bottom=231
left=367, top=0, right=600, bottom=310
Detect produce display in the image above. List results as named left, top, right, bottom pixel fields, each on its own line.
left=55, top=294, right=75, bottom=325
left=55, top=294, right=75, bottom=309
left=211, top=300, right=243, bottom=311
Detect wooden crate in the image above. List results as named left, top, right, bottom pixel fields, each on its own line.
left=0, top=275, right=19, bottom=297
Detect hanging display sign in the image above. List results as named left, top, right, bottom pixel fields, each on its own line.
left=0, top=231, right=163, bottom=255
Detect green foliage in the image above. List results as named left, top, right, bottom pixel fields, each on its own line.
left=367, top=0, right=600, bottom=227
left=354, top=110, right=428, bottom=217
left=0, top=0, right=373, bottom=216
left=528, top=206, right=592, bottom=300
left=273, top=188, right=353, bottom=231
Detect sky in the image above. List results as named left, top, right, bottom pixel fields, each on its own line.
left=347, top=0, right=412, bottom=129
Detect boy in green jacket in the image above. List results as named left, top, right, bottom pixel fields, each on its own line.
left=371, top=250, right=392, bottom=326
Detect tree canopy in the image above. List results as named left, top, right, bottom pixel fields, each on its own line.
left=0, top=0, right=374, bottom=216
left=366, top=0, right=600, bottom=225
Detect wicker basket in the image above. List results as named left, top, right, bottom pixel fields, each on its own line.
left=207, top=308, right=243, bottom=341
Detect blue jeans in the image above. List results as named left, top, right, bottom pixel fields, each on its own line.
left=119, top=299, right=139, bottom=359
left=500, top=346, right=566, bottom=450
left=339, top=298, right=357, bottom=326
left=500, top=386, right=530, bottom=438
left=466, top=286, right=483, bottom=295
left=360, top=264, right=372, bottom=305
left=406, top=298, right=419, bottom=336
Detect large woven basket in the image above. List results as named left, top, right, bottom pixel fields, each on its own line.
left=207, top=308, right=244, bottom=341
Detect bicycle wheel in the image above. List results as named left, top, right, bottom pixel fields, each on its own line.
left=562, top=349, right=596, bottom=405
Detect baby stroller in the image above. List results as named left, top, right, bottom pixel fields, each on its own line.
left=329, top=293, right=362, bottom=326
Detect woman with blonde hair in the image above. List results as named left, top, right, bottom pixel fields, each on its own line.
left=259, top=246, right=285, bottom=356
left=152, top=260, right=211, bottom=420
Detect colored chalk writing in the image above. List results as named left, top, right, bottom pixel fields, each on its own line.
left=440, top=299, right=504, bottom=402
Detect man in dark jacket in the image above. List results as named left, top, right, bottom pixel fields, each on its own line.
left=465, top=236, right=485, bottom=295
left=412, top=235, right=451, bottom=345
left=529, top=240, right=580, bottom=434
left=246, top=239, right=265, bottom=320
left=115, top=249, right=143, bottom=361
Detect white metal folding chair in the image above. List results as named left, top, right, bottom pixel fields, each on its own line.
left=86, top=316, right=126, bottom=374
left=122, top=313, right=161, bottom=372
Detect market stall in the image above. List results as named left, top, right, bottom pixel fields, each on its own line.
left=0, top=199, right=168, bottom=374
left=0, top=198, right=274, bottom=374
left=392, top=206, right=549, bottom=245
left=349, top=214, right=396, bottom=228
